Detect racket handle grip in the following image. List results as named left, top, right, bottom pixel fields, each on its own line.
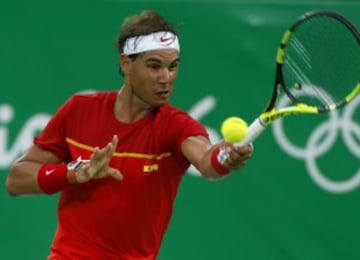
left=234, top=117, right=266, bottom=147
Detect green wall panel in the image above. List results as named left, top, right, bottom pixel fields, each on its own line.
left=1, top=1, right=359, bottom=259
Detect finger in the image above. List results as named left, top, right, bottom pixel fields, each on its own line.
left=90, top=147, right=101, bottom=161
left=107, top=168, right=123, bottom=181
left=111, top=135, right=119, bottom=152
left=102, top=141, right=117, bottom=166
left=233, top=147, right=252, bottom=160
left=91, top=141, right=114, bottom=163
left=83, top=136, right=118, bottom=179
left=225, top=148, right=251, bottom=168
left=231, top=161, right=248, bottom=169
left=99, top=143, right=113, bottom=158
left=228, top=147, right=244, bottom=161
left=100, top=136, right=118, bottom=158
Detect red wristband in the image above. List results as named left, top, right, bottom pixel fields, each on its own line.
left=210, top=147, right=230, bottom=175
left=37, top=164, right=69, bottom=194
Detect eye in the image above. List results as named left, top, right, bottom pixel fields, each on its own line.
left=147, top=63, right=161, bottom=70
left=169, top=62, right=179, bottom=71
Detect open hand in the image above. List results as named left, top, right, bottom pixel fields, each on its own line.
left=75, top=135, right=123, bottom=183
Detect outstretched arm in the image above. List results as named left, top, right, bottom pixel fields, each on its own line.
left=6, top=135, right=122, bottom=196
left=181, top=135, right=253, bottom=180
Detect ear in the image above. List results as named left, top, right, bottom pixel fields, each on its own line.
left=120, top=54, right=131, bottom=75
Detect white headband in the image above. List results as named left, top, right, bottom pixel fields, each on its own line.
left=122, top=31, right=180, bottom=55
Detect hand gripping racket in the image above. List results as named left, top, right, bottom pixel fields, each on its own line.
left=235, top=10, right=360, bottom=148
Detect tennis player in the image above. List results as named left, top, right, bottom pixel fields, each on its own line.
left=6, top=10, right=253, bottom=260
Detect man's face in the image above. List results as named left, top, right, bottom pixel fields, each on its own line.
left=124, top=49, right=180, bottom=107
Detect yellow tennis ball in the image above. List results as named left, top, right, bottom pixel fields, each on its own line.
left=221, top=117, right=248, bottom=143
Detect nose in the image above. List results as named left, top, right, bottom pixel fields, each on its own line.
left=159, top=68, right=171, bottom=82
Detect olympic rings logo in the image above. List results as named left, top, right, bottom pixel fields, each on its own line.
left=273, top=86, right=360, bottom=194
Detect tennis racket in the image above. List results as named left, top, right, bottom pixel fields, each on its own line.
left=234, top=10, right=360, bottom=149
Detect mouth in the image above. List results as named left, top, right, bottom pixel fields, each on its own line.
left=156, top=90, right=170, bottom=99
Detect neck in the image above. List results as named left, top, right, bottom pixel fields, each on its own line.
left=114, top=86, right=153, bottom=123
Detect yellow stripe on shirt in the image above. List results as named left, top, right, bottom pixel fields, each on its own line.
left=66, top=137, right=172, bottom=160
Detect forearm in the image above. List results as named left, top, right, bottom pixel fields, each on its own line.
left=6, top=161, right=44, bottom=196
left=182, top=136, right=252, bottom=180
left=6, top=136, right=122, bottom=197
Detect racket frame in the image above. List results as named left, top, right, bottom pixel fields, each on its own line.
left=234, top=10, right=360, bottom=147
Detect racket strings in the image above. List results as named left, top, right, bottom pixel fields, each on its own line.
left=282, top=14, right=360, bottom=109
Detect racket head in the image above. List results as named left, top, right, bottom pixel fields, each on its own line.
left=269, top=10, right=360, bottom=113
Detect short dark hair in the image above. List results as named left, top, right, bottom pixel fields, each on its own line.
left=117, top=10, right=179, bottom=76
left=117, top=10, right=178, bottom=54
